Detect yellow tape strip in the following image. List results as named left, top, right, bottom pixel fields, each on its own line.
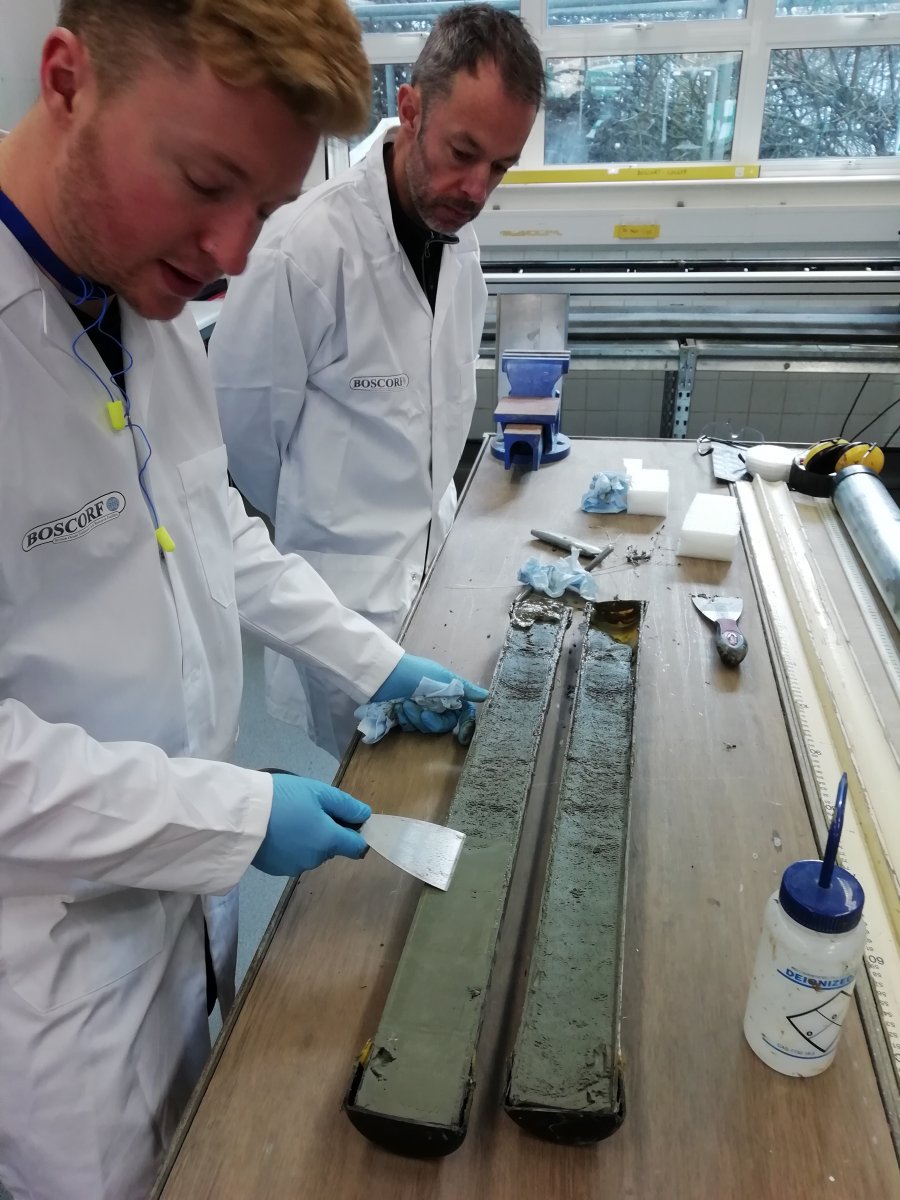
left=502, top=164, right=760, bottom=185
left=614, top=223, right=660, bottom=239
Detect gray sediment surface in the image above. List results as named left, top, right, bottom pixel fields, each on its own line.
left=506, top=603, right=641, bottom=1135
left=348, top=599, right=572, bottom=1140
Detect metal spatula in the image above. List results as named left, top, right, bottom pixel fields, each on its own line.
left=691, top=594, right=748, bottom=666
left=264, top=767, right=466, bottom=892
left=358, top=815, right=466, bottom=891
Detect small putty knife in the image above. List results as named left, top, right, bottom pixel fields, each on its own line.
left=358, top=815, right=465, bottom=891
left=691, top=594, right=749, bottom=667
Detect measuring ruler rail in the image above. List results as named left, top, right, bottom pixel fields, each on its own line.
left=737, top=481, right=900, bottom=1105
left=755, top=482, right=900, bottom=925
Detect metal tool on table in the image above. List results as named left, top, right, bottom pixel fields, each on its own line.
left=265, top=767, right=465, bottom=891
left=691, top=594, right=749, bottom=666
left=530, top=528, right=614, bottom=571
left=697, top=429, right=765, bottom=485
left=355, top=814, right=465, bottom=891
left=516, top=529, right=614, bottom=603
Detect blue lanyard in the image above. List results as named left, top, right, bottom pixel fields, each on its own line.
left=0, top=188, right=107, bottom=304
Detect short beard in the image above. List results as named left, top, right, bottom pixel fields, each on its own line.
left=55, top=121, right=133, bottom=302
left=404, top=124, right=478, bottom=235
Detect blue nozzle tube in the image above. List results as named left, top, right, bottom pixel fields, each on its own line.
left=819, top=772, right=848, bottom=890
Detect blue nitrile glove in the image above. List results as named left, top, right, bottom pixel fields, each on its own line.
left=252, top=774, right=371, bottom=877
left=371, top=653, right=489, bottom=738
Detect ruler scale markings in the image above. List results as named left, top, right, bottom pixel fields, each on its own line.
left=736, top=482, right=900, bottom=1092
left=754, top=481, right=900, bottom=919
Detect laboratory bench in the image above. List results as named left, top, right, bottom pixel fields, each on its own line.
left=153, top=437, right=899, bottom=1200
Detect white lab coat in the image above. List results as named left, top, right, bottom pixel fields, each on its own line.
left=0, top=222, right=401, bottom=1200
left=212, top=129, right=487, bottom=755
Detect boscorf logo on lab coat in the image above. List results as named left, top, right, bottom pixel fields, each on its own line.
left=22, top=492, right=127, bottom=551
left=350, top=374, right=409, bottom=390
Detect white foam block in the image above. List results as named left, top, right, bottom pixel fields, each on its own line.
left=627, top=468, right=669, bottom=516
left=677, top=493, right=741, bottom=561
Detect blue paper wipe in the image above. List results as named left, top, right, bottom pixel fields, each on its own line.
left=517, top=551, right=600, bottom=600
left=582, top=471, right=629, bottom=513
left=355, top=677, right=466, bottom=744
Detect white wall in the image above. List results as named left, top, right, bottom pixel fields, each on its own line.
left=474, top=176, right=900, bottom=256
left=0, top=0, right=58, bottom=129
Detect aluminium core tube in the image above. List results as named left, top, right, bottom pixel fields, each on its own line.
left=832, top=465, right=900, bottom=633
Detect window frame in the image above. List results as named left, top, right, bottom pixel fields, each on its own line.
left=351, top=0, right=900, bottom=178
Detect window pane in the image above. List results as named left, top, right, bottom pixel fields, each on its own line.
left=349, top=0, right=518, bottom=35
left=545, top=53, right=741, bottom=164
left=777, top=0, right=900, bottom=14
left=350, top=63, right=414, bottom=148
left=548, top=0, right=745, bottom=27
left=761, top=46, right=900, bottom=158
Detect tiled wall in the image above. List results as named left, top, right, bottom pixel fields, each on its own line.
left=471, top=364, right=900, bottom=448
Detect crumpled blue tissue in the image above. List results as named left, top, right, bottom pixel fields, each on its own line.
left=582, top=471, right=629, bottom=513
left=355, top=677, right=465, bottom=744
left=517, top=551, right=600, bottom=600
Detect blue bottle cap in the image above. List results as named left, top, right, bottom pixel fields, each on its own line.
left=779, top=861, right=864, bottom=934
left=779, top=774, right=865, bottom=935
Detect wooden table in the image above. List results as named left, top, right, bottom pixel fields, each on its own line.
left=156, top=439, right=899, bottom=1200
